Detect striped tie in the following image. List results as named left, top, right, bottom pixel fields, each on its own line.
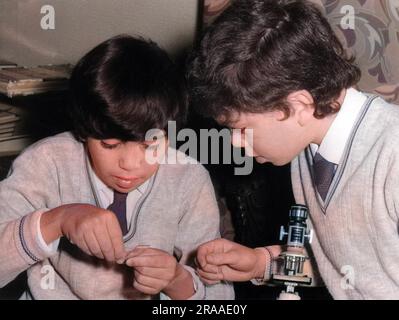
left=107, top=191, right=128, bottom=235
left=312, top=152, right=336, bottom=201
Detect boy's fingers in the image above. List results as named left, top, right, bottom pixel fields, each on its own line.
left=126, top=257, right=137, bottom=267
left=84, top=230, right=104, bottom=259
left=134, top=268, right=171, bottom=286
left=199, top=261, right=220, bottom=274
left=133, top=278, right=159, bottom=295
left=196, top=253, right=207, bottom=269
left=197, top=244, right=213, bottom=268
left=126, top=246, right=158, bottom=260
left=126, top=254, right=168, bottom=268
left=134, top=273, right=161, bottom=290
left=75, top=235, right=91, bottom=256
left=105, top=218, right=126, bottom=263
left=94, top=225, right=115, bottom=262
left=197, top=268, right=223, bottom=282
left=207, top=251, right=238, bottom=266
left=133, top=266, right=171, bottom=280
left=197, top=239, right=228, bottom=268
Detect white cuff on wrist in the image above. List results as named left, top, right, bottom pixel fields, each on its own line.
left=37, top=211, right=60, bottom=255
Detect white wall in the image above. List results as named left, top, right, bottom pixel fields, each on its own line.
left=0, top=0, right=199, bottom=67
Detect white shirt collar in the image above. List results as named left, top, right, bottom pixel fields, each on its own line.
left=310, top=88, right=368, bottom=165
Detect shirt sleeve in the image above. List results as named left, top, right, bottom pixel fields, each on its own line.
left=36, top=212, right=60, bottom=255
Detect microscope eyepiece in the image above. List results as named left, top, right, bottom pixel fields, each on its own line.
left=282, top=205, right=309, bottom=247
left=289, top=205, right=308, bottom=220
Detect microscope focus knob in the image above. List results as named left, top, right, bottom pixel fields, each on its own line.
left=279, top=225, right=288, bottom=241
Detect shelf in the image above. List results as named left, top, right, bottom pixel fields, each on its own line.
left=0, top=62, right=72, bottom=157
left=0, top=64, right=72, bottom=98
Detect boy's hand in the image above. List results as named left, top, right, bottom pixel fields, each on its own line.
left=196, top=238, right=268, bottom=284
left=126, top=247, right=194, bottom=298
left=41, top=203, right=127, bottom=263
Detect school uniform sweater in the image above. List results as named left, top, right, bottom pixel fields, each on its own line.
left=0, top=132, right=234, bottom=300
left=291, top=95, right=399, bottom=299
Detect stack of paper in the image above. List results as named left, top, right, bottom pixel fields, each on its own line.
left=0, top=101, right=31, bottom=156
left=0, top=64, right=72, bottom=97
left=0, top=102, right=19, bottom=139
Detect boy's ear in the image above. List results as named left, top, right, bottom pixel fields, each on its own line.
left=286, top=90, right=315, bottom=126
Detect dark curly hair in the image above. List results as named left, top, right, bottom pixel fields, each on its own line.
left=69, top=34, right=187, bottom=142
left=188, top=0, right=361, bottom=122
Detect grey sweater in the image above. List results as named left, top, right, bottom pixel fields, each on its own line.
left=291, top=95, right=399, bottom=299
left=0, top=132, right=234, bottom=300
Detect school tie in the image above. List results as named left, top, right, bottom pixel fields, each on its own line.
left=107, top=191, right=128, bottom=235
left=312, top=152, right=336, bottom=201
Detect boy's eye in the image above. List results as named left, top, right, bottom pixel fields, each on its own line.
left=100, top=141, right=120, bottom=149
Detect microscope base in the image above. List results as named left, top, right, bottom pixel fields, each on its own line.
left=277, top=291, right=301, bottom=300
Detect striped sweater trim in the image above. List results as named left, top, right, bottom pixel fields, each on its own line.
left=19, top=216, right=40, bottom=263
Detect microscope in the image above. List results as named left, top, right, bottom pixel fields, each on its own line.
left=271, top=204, right=313, bottom=300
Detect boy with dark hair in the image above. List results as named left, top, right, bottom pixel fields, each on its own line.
left=189, top=0, right=399, bottom=299
left=0, top=35, right=233, bottom=300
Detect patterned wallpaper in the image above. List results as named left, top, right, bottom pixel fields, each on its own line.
left=203, top=0, right=399, bottom=104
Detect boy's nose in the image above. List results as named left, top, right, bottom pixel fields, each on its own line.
left=231, top=129, right=256, bottom=157
left=118, top=146, right=143, bottom=170
left=119, top=156, right=140, bottom=171
left=231, top=129, right=245, bottom=148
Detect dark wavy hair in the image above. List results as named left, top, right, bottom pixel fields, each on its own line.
left=188, top=0, right=361, bottom=121
left=69, top=34, right=187, bottom=142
